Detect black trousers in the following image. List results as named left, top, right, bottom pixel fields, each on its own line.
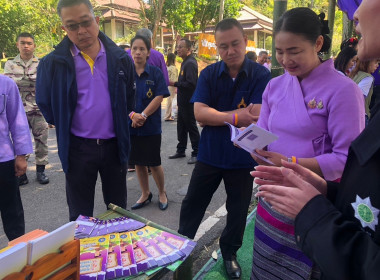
left=0, top=160, right=25, bottom=240
left=65, top=135, right=127, bottom=221
left=178, top=161, right=253, bottom=259
left=176, top=104, right=200, bottom=156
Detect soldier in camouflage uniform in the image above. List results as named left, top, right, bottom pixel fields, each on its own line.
left=4, top=33, right=49, bottom=185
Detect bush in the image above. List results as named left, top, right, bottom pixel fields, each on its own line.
left=200, top=54, right=217, bottom=62
left=176, top=56, right=183, bottom=63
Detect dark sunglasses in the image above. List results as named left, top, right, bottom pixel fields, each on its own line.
left=64, top=18, right=94, bottom=31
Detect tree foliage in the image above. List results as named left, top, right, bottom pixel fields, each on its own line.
left=244, top=0, right=345, bottom=56
left=162, top=0, right=194, bottom=36
left=0, top=0, right=63, bottom=57
left=161, top=0, right=195, bottom=50
left=241, top=0, right=273, bottom=18
left=192, top=0, right=243, bottom=32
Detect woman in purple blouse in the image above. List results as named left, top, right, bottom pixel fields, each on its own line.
left=250, top=8, right=365, bottom=280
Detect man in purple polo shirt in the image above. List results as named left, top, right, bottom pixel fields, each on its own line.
left=0, top=75, right=33, bottom=240
left=36, top=0, right=135, bottom=221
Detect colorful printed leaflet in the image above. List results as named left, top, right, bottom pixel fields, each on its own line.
left=119, top=232, right=138, bottom=277
left=160, top=231, right=196, bottom=258
left=130, top=231, right=158, bottom=272
left=141, top=226, right=185, bottom=263
left=106, top=233, right=123, bottom=279
left=131, top=228, right=171, bottom=267
left=75, top=215, right=145, bottom=238
left=75, top=215, right=98, bottom=238
left=80, top=235, right=109, bottom=280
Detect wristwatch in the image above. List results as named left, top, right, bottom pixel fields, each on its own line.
left=141, top=112, right=148, bottom=119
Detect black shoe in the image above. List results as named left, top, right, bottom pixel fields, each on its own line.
left=18, top=174, right=29, bottom=186
left=36, top=172, right=49, bottom=184
left=168, top=152, right=186, bottom=159
left=131, top=192, right=153, bottom=210
left=224, top=256, right=241, bottom=279
left=187, top=156, right=197, bottom=164
left=158, top=193, right=168, bottom=211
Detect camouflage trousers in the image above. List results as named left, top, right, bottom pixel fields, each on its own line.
left=26, top=111, right=49, bottom=166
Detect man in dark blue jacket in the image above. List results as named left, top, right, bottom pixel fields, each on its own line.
left=36, top=0, right=135, bottom=221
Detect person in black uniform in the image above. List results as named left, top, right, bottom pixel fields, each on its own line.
left=168, top=38, right=200, bottom=164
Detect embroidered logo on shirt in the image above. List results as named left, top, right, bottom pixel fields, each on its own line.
left=307, top=97, right=317, bottom=109
left=146, top=88, right=153, bottom=98
left=118, top=70, right=125, bottom=76
left=351, top=195, right=379, bottom=231
left=146, top=80, right=155, bottom=85
left=237, top=97, right=247, bottom=109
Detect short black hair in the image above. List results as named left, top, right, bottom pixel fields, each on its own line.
left=166, top=53, right=176, bottom=66
left=130, top=35, right=151, bottom=52
left=274, top=7, right=331, bottom=53
left=258, top=51, right=268, bottom=56
left=57, top=0, right=94, bottom=17
left=246, top=51, right=257, bottom=61
left=17, top=32, right=34, bottom=42
left=179, top=38, right=192, bottom=50
left=214, top=18, right=244, bottom=36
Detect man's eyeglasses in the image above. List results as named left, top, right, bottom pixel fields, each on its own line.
left=64, top=18, right=94, bottom=31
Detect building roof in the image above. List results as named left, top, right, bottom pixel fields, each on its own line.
left=95, top=0, right=141, bottom=11
left=102, top=9, right=140, bottom=23
left=237, top=5, right=273, bottom=24
left=187, top=5, right=272, bottom=35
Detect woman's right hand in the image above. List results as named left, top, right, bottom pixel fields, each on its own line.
left=251, top=160, right=327, bottom=196
left=132, top=113, right=146, bottom=128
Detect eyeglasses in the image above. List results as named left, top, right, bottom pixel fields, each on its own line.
left=64, top=18, right=94, bottom=31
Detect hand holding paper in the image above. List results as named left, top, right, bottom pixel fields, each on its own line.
left=253, top=149, right=290, bottom=166
left=226, top=122, right=278, bottom=165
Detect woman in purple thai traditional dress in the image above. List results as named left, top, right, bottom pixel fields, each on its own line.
left=250, top=8, right=365, bottom=280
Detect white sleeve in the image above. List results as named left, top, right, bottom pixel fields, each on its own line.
left=358, top=76, right=374, bottom=97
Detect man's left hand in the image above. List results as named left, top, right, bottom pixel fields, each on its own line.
left=15, top=155, right=27, bottom=176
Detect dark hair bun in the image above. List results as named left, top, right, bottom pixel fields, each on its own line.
left=318, top=12, right=331, bottom=52
left=318, top=12, right=330, bottom=35
left=320, top=34, right=332, bottom=53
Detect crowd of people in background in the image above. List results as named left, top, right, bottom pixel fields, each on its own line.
left=2, top=0, right=380, bottom=279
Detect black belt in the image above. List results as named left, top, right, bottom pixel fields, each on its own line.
left=71, top=135, right=117, bottom=145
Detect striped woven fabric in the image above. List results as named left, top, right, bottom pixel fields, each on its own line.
left=251, top=199, right=313, bottom=280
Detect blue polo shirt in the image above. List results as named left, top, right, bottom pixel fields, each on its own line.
left=130, top=64, right=169, bottom=136
left=191, top=58, right=271, bottom=169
